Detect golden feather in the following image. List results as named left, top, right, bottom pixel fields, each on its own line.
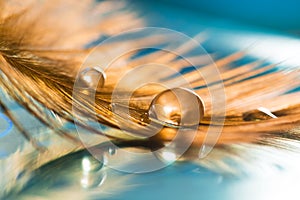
left=0, top=0, right=300, bottom=198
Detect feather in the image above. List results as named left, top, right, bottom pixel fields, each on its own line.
left=0, top=0, right=300, bottom=198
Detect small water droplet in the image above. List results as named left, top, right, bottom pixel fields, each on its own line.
left=111, top=103, right=116, bottom=110
left=81, top=156, right=103, bottom=172
left=243, top=107, right=277, bottom=121
left=78, top=66, right=106, bottom=89
left=148, top=88, right=204, bottom=126
left=108, top=146, right=116, bottom=155
left=107, top=103, right=112, bottom=111
left=16, top=170, right=27, bottom=180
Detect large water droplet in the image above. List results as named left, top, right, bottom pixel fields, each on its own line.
left=78, top=66, right=106, bottom=89
left=148, top=88, right=204, bottom=126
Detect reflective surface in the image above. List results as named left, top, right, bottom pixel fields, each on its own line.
left=6, top=147, right=300, bottom=200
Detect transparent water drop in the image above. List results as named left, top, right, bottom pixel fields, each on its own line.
left=148, top=88, right=204, bottom=126
left=108, top=146, right=116, bottom=155
left=107, top=103, right=113, bottom=111
left=78, top=66, right=106, bottom=89
left=243, top=107, right=277, bottom=121
left=81, top=156, right=103, bottom=173
left=111, top=103, right=116, bottom=110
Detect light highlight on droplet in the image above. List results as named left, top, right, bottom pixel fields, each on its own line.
left=81, top=156, right=103, bottom=173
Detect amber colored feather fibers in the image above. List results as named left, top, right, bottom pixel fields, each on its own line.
left=0, top=0, right=300, bottom=193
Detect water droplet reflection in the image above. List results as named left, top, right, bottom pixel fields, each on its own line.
left=161, top=151, right=177, bottom=162
left=154, top=149, right=177, bottom=164
left=80, top=171, right=106, bottom=189
left=81, top=156, right=103, bottom=172
left=148, top=88, right=204, bottom=126
left=80, top=156, right=106, bottom=189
